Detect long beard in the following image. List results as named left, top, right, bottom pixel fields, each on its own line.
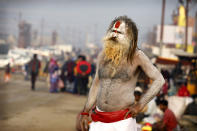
left=103, top=40, right=129, bottom=66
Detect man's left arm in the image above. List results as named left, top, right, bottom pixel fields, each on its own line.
left=137, top=50, right=165, bottom=109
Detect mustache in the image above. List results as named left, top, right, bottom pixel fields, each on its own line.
left=107, top=37, right=118, bottom=42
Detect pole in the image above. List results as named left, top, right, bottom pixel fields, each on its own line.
left=194, top=11, right=197, bottom=53
left=184, top=0, right=189, bottom=52
left=159, top=0, right=165, bottom=56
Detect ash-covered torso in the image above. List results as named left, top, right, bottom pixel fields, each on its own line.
left=84, top=17, right=164, bottom=114
left=96, top=52, right=140, bottom=112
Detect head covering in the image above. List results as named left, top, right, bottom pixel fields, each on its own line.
left=50, top=57, right=57, bottom=66
left=134, top=86, right=143, bottom=93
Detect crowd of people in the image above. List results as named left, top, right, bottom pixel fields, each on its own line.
left=60, top=54, right=95, bottom=95
left=133, top=86, right=178, bottom=131
left=132, top=62, right=197, bottom=131
left=23, top=53, right=96, bottom=95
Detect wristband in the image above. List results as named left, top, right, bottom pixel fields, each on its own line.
left=80, top=112, right=89, bottom=116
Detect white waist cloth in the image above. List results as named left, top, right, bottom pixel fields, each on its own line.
left=89, top=107, right=137, bottom=131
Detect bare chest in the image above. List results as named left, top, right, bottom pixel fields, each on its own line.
left=98, top=60, right=138, bottom=82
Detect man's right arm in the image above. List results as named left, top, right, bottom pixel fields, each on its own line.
left=83, top=53, right=102, bottom=113
left=83, top=72, right=100, bottom=113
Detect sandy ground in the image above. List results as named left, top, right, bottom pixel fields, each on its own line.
left=0, top=73, right=86, bottom=131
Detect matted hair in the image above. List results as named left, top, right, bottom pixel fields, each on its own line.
left=107, top=16, right=138, bottom=64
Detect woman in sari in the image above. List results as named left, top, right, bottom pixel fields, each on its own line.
left=49, top=58, right=59, bottom=93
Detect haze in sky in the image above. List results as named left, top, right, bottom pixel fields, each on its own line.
left=0, top=0, right=197, bottom=47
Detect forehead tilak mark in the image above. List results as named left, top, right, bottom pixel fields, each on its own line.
left=115, top=21, right=121, bottom=29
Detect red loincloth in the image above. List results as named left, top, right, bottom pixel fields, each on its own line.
left=91, top=108, right=132, bottom=123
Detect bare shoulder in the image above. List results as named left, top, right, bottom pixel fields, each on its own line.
left=96, top=51, right=105, bottom=65
left=134, top=49, right=150, bottom=64
left=135, top=49, right=147, bottom=58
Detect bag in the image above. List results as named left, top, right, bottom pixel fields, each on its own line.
left=168, top=96, right=193, bottom=120
left=58, top=79, right=64, bottom=88
left=66, top=81, right=74, bottom=93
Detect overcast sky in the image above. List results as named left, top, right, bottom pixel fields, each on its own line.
left=0, top=0, right=197, bottom=47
